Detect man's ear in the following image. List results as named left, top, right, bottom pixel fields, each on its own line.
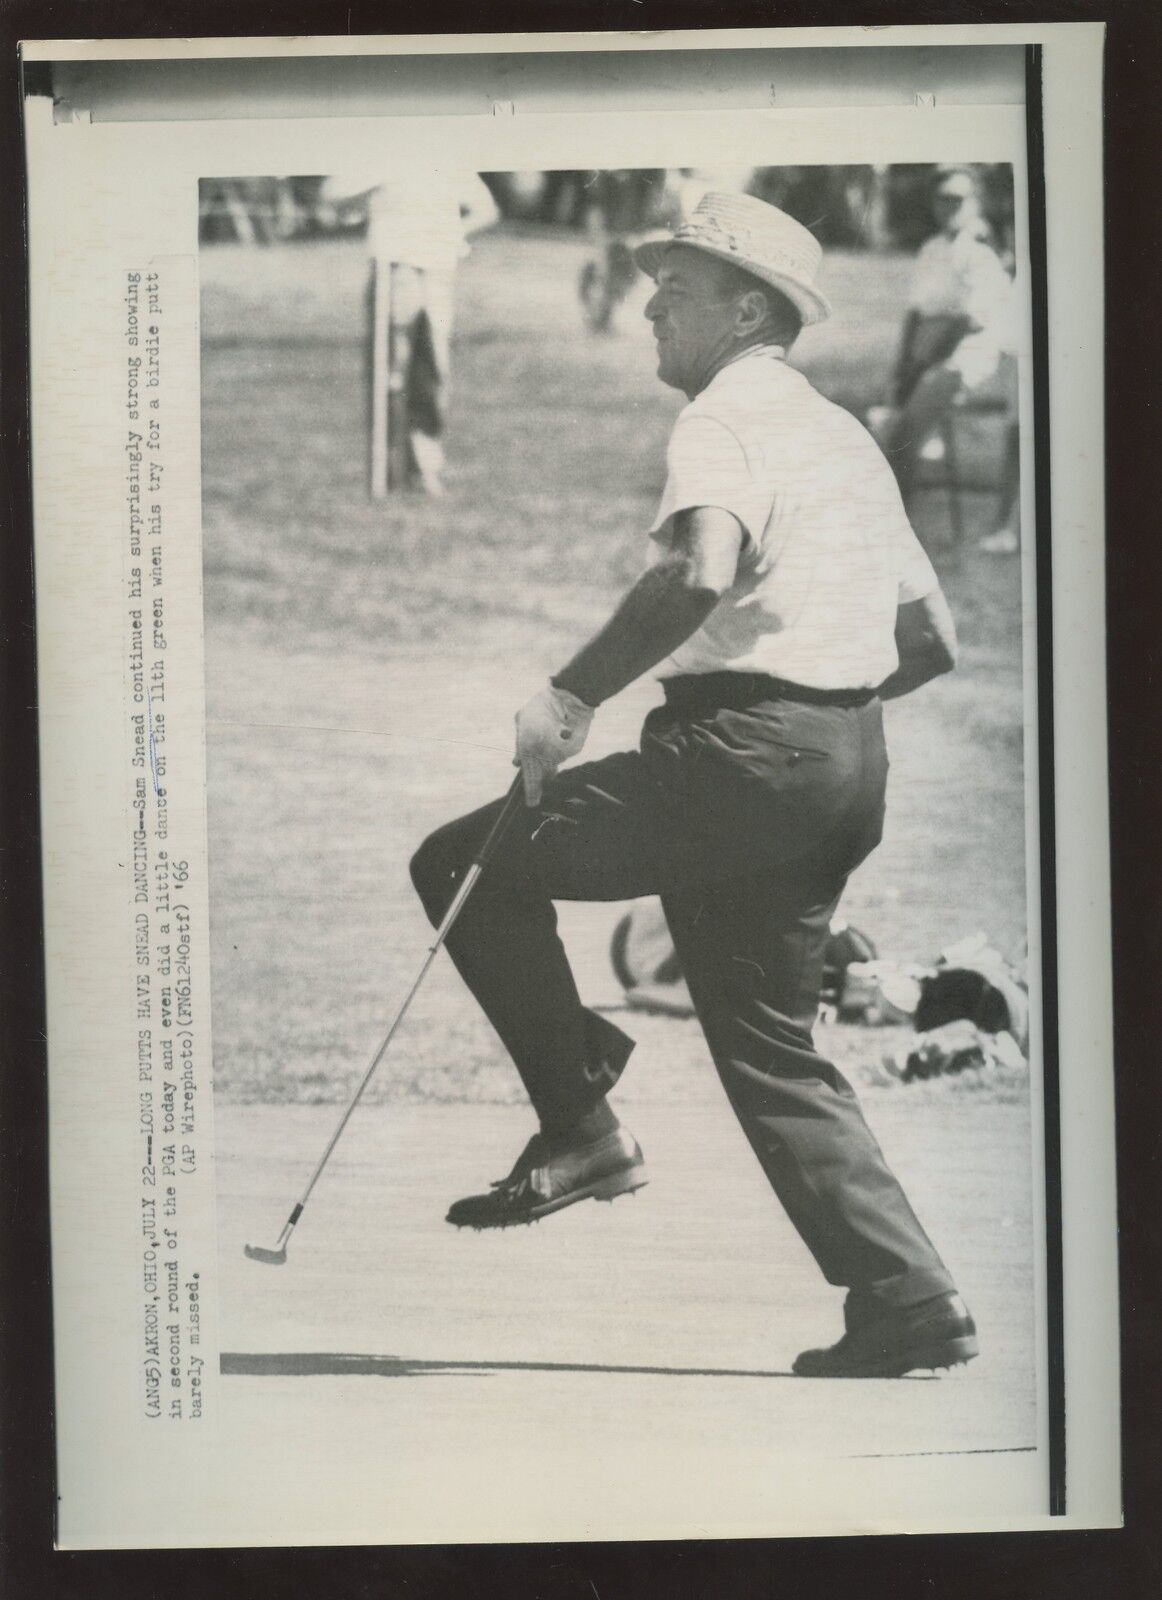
left=734, top=288, right=769, bottom=337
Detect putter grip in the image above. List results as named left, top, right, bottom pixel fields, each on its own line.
left=471, top=777, right=526, bottom=869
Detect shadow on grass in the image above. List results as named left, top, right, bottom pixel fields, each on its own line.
left=220, top=1351, right=938, bottom=1382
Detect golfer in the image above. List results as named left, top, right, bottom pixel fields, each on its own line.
left=320, top=167, right=497, bottom=495
left=885, top=167, right=1016, bottom=524
left=411, top=192, right=977, bottom=1379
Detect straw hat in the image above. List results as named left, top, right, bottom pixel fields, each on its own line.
left=633, top=191, right=832, bottom=326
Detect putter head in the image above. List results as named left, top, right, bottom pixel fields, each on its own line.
left=244, top=1242, right=287, bottom=1266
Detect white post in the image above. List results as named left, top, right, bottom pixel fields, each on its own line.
left=369, top=256, right=389, bottom=499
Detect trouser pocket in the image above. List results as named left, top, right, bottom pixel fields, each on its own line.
left=675, top=706, right=860, bottom=875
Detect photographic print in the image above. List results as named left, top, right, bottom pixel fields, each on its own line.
left=22, top=29, right=1116, bottom=1547
left=203, top=151, right=1036, bottom=1486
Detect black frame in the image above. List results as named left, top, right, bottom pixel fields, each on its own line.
left=2, top=3, right=1155, bottom=1596
left=1025, top=40, right=1066, bottom=1515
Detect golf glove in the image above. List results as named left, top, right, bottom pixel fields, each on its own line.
left=514, top=683, right=595, bottom=805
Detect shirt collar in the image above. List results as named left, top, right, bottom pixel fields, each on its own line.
left=702, top=341, right=789, bottom=394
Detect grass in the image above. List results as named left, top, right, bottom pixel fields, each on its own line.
left=201, top=227, right=1030, bottom=1111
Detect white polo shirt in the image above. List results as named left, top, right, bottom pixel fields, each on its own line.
left=321, top=170, right=496, bottom=272
left=908, top=227, right=1015, bottom=387
left=909, top=227, right=1012, bottom=328
left=648, top=346, right=938, bottom=689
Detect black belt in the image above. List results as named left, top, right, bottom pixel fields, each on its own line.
left=661, top=672, right=877, bottom=713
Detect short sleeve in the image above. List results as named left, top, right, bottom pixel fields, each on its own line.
left=963, top=241, right=1013, bottom=338
left=896, top=517, right=939, bottom=604
left=649, top=411, right=766, bottom=546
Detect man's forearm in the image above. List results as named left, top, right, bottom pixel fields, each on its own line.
left=876, top=648, right=954, bottom=701
left=551, top=560, right=721, bottom=707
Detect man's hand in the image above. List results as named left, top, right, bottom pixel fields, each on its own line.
left=514, top=684, right=595, bottom=806
left=877, top=590, right=958, bottom=700
left=514, top=507, right=741, bottom=805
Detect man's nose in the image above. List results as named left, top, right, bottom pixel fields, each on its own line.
left=644, top=290, right=661, bottom=320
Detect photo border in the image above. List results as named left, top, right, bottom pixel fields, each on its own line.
left=2, top=1, right=1152, bottom=1594
left=1024, top=39, right=1064, bottom=1515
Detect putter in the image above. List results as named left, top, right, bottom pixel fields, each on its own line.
left=245, top=775, right=527, bottom=1265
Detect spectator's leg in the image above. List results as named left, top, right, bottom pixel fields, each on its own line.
left=889, top=362, right=963, bottom=517
left=406, top=266, right=455, bottom=493
left=387, top=263, right=423, bottom=490
left=979, top=418, right=1021, bottom=552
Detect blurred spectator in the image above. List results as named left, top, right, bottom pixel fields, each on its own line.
left=575, top=167, right=758, bottom=335
left=199, top=177, right=305, bottom=244
left=319, top=167, right=498, bottom=495
left=881, top=168, right=1017, bottom=543
left=666, top=166, right=759, bottom=222
left=577, top=170, right=666, bottom=333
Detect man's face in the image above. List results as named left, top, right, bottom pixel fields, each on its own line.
left=644, top=246, right=742, bottom=397
left=933, top=183, right=976, bottom=234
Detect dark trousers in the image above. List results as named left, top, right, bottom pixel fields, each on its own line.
left=410, top=679, right=954, bottom=1309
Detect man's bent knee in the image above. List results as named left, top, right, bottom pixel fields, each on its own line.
left=409, top=828, right=463, bottom=922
